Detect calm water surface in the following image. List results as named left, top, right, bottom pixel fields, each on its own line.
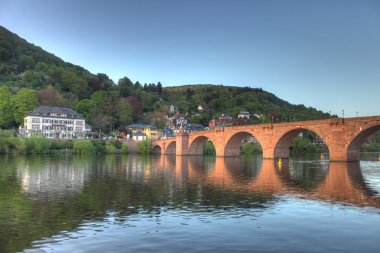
left=0, top=154, right=379, bottom=253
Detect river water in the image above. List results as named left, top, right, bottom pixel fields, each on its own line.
left=0, top=154, right=379, bottom=253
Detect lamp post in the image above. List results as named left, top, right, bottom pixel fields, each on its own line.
left=342, top=110, right=344, bottom=118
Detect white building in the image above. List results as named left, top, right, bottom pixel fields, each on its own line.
left=176, top=117, right=187, bottom=126
left=23, top=106, right=88, bottom=139
left=131, top=131, right=147, bottom=141
left=238, top=111, right=251, bottom=119
left=169, top=105, right=178, bottom=113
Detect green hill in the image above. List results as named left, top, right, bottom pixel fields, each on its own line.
left=162, top=84, right=329, bottom=122
left=0, top=26, right=98, bottom=100
left=0, top=25, right=330, bottom=132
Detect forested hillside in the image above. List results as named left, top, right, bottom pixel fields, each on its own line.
left=0, top=26, right=330, bottom=133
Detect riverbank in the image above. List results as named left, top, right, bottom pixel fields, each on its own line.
left=0, top=130, right=160, bottom=155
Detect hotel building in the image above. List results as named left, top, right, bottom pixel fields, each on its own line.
left=23, top=106, right=89, bottom=139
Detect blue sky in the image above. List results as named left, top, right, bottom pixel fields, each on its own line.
left=1, top=0, right=379, bottom=117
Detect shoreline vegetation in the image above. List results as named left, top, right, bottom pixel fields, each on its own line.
left=0, top=130, right=132, bottom=154
left=1, top=130, right=379, bottom=156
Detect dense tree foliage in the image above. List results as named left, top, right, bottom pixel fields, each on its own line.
left=13, top=88, right=38, bottom=125
left=0, top=25, right=331, bottom=133
left=0, top=86, right=14, bottom=128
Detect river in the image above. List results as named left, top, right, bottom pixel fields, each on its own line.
left=0, top=153, right=379, bottom=252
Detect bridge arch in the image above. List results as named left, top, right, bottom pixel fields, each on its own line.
left=274, top=128, right=330, bottom=159
left=224, top=131, right=263, bottom=156
left=152, top=145, right=162, bottom=154
left=188, top=136, right=215, bottom=155
left=165, top=141, right=176, bottom=155
left=346, top=125, right=380, bottom=161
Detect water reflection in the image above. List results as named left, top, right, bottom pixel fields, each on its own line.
left=165, top=156, right=380, bottom=208
left=0, top=154, right=379, bottom=252
left=17, top=156, right=91, bottom=198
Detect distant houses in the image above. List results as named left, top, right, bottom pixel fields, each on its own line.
left=169, top=104, right=178, bottom=113
left=20, top=103, right=261, bottom=141
left=176, top=117, right=187, bottom=126
left=131, top=131, right=147, bottom=141
left=238, top=110, right=250, bottom=119
left=126, top=124, right=160, bottom=140
left=197, top=104, right=208, bottom=112
left=173, top=123, right=205, bottom=134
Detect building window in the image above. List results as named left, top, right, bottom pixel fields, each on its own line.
left=32, top=125, right=40, bottom=130
left=32, top=118, right=40, bottom=123
left=76, top=121, right=83, bottom=125
left=76, top=127, right=83, bottom=132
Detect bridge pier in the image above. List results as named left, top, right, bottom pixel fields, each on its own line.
left=330, top=150, right=360, bottom=162
left=176, top=132, right=189, bottom=156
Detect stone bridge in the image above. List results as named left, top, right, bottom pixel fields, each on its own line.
left=152, top=116, right=380, bottom=161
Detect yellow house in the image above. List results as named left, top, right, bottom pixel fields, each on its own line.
left=126, top=124, right=160, bottom=140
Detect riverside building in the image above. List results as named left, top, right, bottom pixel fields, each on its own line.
left=23, top=106, right=89, bottom=139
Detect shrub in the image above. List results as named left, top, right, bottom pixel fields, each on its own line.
left=0, top=138, right=9, bottom=153
left=361, top=143, right=380, bottom=152
left=203, top=141, right=216, bottom=155
left=92, top=140, right=106, bottom=153
left=50, top=140, right=73, bottom=150
left=121, top=144, right=129, bottom=154
left=105, top=143, right=116, bottom=154
left=241, top=143, right=262, bottom=155
left=0, top=130, right=14, bottom=138
left=73, top=140, right=94, bottom=154
left=25, top=136, right=51, bottom=153
left=110, top=140, right=123, bottom=149
left=291, top=136, right=318, bottom=153
left=8, top=136, right=26, bottom=153
left=136, top=140, right=152, bottom=154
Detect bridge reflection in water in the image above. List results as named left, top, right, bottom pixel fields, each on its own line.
left=153, top=155, right=380, bottom=209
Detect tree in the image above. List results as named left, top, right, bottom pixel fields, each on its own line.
left=118, top=76, right=134, bottom=97
left=0, top=86, right=14, bottom=128
left=126, top=96, right=143, bottom=121
left=185, top=88, right=194, bottom=100
left=89, top=109, right=113, bottom=133
left=13, top=89, right=38, bottom=125
left=118, top=98, right=133, bottom=126
left=61, top=69, right=78, bottom=93
left=157, top=82, right=163, bottom=95
left=89, top=76, right=102, bottom=91
left=19, top=55, right=35, bottom=71
left=190, top=115, right=202, bottom=124
left=37, top=85, right=66, bottom=106
left=74, top=99, right=93, bottom=120
left=96, top=73, right=114, bottom=90
left=90, top=91, right=106, bottom=108
left=153, top=117, right=166, bottom=130
left=134, top=81, right=142, bottom=89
